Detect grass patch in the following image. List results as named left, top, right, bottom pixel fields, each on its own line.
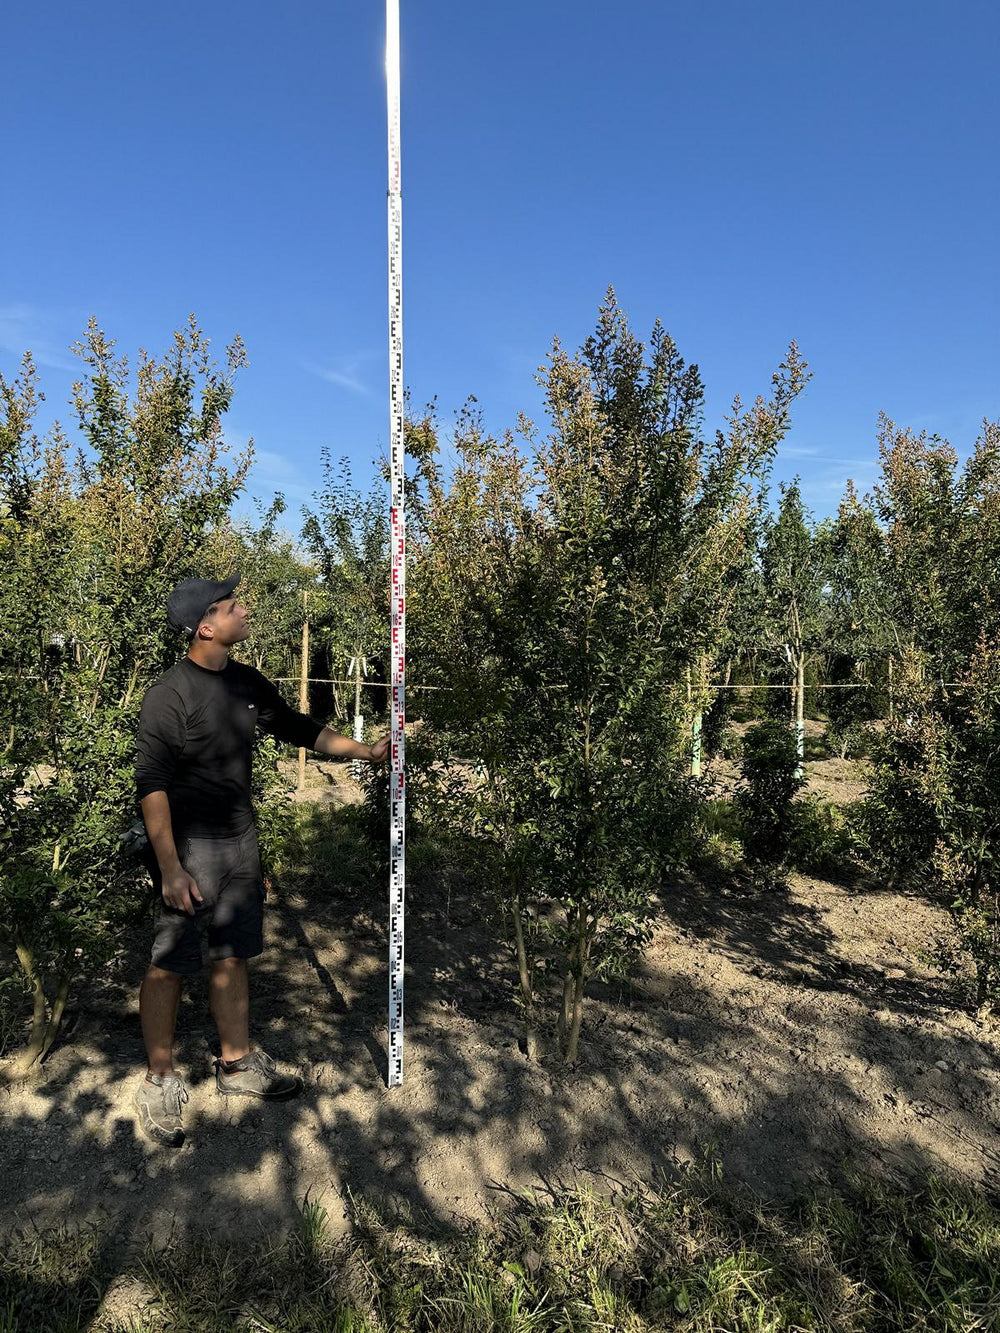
left=695, top=796, right=860, bottom=884
left=272, top=800, right=484, bottom=917
left=3, top=1166, right=1000, bottom=1330
left=271, top=803, right=381, bottom=899
left=787, top=796, right=859, bottom=879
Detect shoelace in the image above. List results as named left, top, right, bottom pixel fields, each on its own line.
left=159, top=1075, right=189, bottom=1118
left=251, top=1048, right=277, bottom=1076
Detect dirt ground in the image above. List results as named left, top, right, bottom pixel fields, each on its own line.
left=709, top=718, right=870, bottom=805
left=3, top=743, right=1000, bottom=1256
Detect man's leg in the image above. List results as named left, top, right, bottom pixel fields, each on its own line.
left=209, top=956, right=251, bottom=1064
left=210, top=955, right=301, bottom=1099
left=206, top=830, right=298, bottom=1099
left=135, top=847, right=205, bottom=1144
left=135, top=964, right=190, bottom=1147
left=139, top=965, right=183, bottom=1076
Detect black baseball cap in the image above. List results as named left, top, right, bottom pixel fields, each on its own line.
left=166, top=573, right=241, bottom=635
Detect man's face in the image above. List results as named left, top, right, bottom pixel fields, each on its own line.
left=199, top=598, right=251, bottom=646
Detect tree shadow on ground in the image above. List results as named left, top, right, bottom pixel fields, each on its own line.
left=657, top=870, right=965, bottom=1019
left=3, top=797, right=1000, bottom=1315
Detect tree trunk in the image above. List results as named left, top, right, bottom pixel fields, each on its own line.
left=565, top=971, right=585, bottom=1064
left=12, top=942, right=48, bottom=1076
left=558, top=904, right=582, bottom=1049
left=39, top=958, right=74, bottom=1064
left=564, top=927, right=591, bottom=1064
left=510, top=897, right=540, bottom=1060
left=691, top=655, right=706, bottom=778
left=686, top=664, right=702, bottom=778
left=558, top=967, right=574, bottom=1050
left=976, top=960, right=992, bottom=1022
left=888, top=655, right=895, bottom=723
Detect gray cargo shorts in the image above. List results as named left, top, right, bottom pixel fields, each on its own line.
left=149, top=826, right=264, bottom=975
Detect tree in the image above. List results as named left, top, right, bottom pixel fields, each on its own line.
left=758, top=481, right=834, bottom=774
left=409, top=293, right=808, bottom=1060
left=209, top=498, right=318, bottom=691
left=857, top=418, right=1000, bottom=1016
left=302, top=452, right=390, bottom=726
left=736, top=720, right=806, bottom=869
left=0, top=318, right=250, bottom=1075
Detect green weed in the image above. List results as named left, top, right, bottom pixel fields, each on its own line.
left=2, top=1171, right=1000, bottom=1330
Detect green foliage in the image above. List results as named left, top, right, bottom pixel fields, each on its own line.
left=210, top=497, right=318, bottom=694
left=818, top=654, right=883, bottom=759
left=860, top=643, right=1000, bottom=1015
left=760, top=482, right=831, bottom=654
left=692, top=799, right=746, bottom=879
left=250, top=733, right=295, bottom=885
left=302, top=452, right=390, bottom=718
left=755, top=481, right=836, bottom=770
left=787, top=795, right=857, bottom=879
left=408, top=292, right=808, bottom=1060
left=698, top=689, right=732, bottom=760
left=735, top=721, right=805, bottom=868
left=0, top=318, right=250, bottom=1073
left=844, top=418, right=1000, bottom=1015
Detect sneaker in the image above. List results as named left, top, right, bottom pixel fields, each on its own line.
left=215, top=1045, right=302, bottom=1099
left=133, top=1072, right=189, bottom=1147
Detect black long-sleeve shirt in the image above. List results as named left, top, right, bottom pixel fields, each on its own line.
left=135, top=657, right=324, bottom=838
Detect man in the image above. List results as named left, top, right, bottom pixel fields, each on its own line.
left=133, top=573, right=388, bottom=1147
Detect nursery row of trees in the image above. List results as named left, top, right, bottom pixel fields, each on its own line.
left=2, top=293, right=999, bottom=1075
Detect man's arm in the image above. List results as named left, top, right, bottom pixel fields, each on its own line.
left=314, top=730, right=390, bottom=763
left=248, top=666, right=389, bottom=763
left=140, top=790, right=203, bottom=916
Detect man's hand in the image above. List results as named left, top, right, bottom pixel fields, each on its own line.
left=369, top=736, right=390, bottom=763
left=162, top=866, right=204, bottom=916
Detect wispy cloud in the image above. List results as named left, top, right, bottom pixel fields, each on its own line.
left=0, top=304, right=80, bottom=373
left=248, top=447, right=315, bottom=506
left=217, top=425, right=316, bottom=509
left=780, top=442, right=878, bottom=467
left=305, top=352, right=375, bottom=396
left=806, top=455, right=878, bottom=466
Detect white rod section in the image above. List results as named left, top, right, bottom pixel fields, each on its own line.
left=386, top=0, right=406, bottom=1089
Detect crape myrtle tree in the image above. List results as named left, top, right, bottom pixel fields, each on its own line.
left=302, top=451, right=390, bottom=727
left=857, top=416, right=1000, bottom=1015
left=681, top=360, right=800, bottom=773
left=0, top=319, right=250, bottom=1075
left=820, top=480, right=890, bottom=757
left=757, top=481, right=835, bottom=775
left=409, top=293, right=808, bottom=1060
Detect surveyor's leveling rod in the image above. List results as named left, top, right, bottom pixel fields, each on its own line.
left=386, top=0, right=405, bottom=1089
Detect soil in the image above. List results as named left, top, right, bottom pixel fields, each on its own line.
left=708, top=718, right=870, bottom=804
left=3, top=742, right=1000, bottom=1258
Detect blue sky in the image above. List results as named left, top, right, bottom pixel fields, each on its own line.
left=2, top=1, right=997, bottom=522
